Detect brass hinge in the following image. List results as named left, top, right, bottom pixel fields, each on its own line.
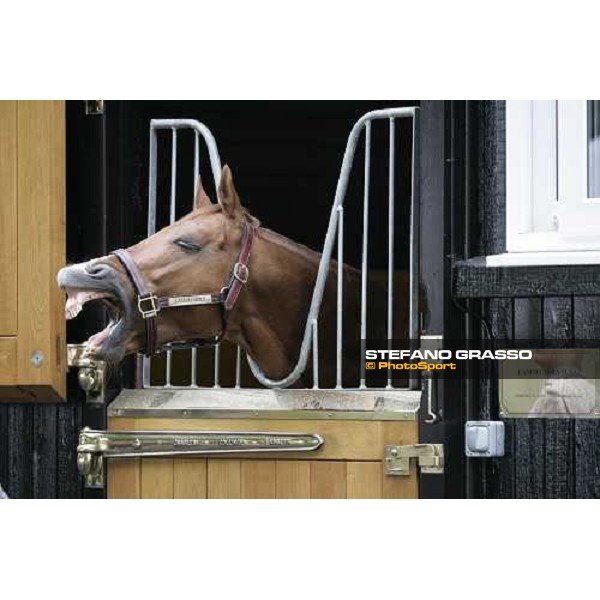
left=77, top=427, right=325, bottom=488
left=384, top=443, right=444, bottom=476
left=85, top=100, right=104, bottom=115
left=67, top=344, right=106, bottom=404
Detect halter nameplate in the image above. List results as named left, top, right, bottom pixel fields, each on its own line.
left=164, top=294, right=222, bottom=308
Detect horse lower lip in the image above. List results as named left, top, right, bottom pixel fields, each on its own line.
left=87, top=319, right=122, bottom=350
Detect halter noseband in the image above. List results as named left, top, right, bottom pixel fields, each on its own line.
left=111, top=220, right=255, bottom=356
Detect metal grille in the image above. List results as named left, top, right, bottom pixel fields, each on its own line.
left=141, top=108, right=420, bottom=390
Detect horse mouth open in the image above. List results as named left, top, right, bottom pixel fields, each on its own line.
left=57, top=258, right=135, bottom=363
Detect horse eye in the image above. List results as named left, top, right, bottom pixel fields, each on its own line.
left=173, top=238, right=202, bottom=252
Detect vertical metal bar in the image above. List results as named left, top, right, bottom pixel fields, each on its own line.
left=191, top=132, right=200, bottom=387
left=165, top=349, right=172, bottom=387
left=213, top=344, right=221, bottom=388
left=197, top=122, right=221, bottom=389
left=148, top=126, right=158, bottom=236
left=235, top=345, right=242, bottom=389
left=169, top=129, right=178, bottom=224
left=193, top=131, right=200, bottom=197
left=143, top=125, right=159, bottom=388
left=312, top=318, right=319, bottom=389
left=336, top=206, right=344, bottom=389
left=142, top=352, right=152, bottom=389
left=359, top=121, right=372, bottom=389
left=190, top=349, right=198, bottom=388
left=409, top=110, right=421, bottom=391
left=387, top=118, right=395, bottom=389
left=165, top=129, right=178, bottom=387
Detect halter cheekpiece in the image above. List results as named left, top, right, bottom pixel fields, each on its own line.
left=111, top=220, right=255, bottom=356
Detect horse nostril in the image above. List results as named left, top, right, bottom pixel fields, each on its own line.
left=85, top=263, right=111, bottom=279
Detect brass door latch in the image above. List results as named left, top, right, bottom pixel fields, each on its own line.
left=384, top=443, right=444, bottom=476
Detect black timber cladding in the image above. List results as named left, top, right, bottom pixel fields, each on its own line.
left=454, top=259, right=600, bottom=298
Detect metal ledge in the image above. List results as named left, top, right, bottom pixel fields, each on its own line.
left=453, top=257, right=600, bottom=299
left=108, top=388, right=421, bottom=421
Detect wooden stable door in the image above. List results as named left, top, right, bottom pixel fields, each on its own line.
left=0, top=101, right=66, bottom=401
left=107, top=418, right=419, bottom=499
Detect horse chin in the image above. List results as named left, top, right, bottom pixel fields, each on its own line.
left=86, top=320, right=130, bottom=364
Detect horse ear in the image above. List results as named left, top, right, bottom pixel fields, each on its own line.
left=194, top=177, right=213, bottom=209
left=218, top=165, right=241, bottom=217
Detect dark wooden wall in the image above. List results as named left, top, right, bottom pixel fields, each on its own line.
left=0, top=400, right=83, bottom=498
left=469, top=101, right=600, bottom=499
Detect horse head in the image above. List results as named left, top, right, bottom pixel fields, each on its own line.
left=58, top=165, right=257, bottom=364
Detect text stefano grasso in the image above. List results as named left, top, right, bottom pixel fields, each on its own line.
left=365, top=349, right=534, bottom=361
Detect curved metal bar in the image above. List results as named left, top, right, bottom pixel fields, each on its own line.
left=248, top=107, right=419, bottom=388
left=150, top=118, right=223, bottom=195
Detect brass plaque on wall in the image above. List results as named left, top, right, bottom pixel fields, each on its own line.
left=499, top=349, right=600, bottom=417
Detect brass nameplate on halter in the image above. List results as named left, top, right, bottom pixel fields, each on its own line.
left=166, top=294, right=216, bottom=307
left=77, top=427, right=325, bottom=488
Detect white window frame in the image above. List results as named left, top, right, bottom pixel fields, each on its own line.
left=488, top=100, right=600, bottom=266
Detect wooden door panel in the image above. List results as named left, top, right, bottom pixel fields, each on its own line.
left=0, top=102, right=17, bottom=336
left=347, top=462, right=382, bottom=499
left=107, top=418, right=419, bottom=499
left=141, top=459, right=174, bottom=499
left=108, top=459, right=141, bottom=499
left=207, top=459, right=241, bottom=499
left=16, top=101, right=66, bottom=395
left=310, top=461, right=347, bottom=499
left=111, top=457, right=417, bottom=499
left=0, top=100, right=66, bottom=401
left=241, top=460, right=276, bottom=499
left=0, top=338, right=17, bottom=385
left=275, top=461, right=311, bottom=498
left=174, top=459, right=207, bottom=499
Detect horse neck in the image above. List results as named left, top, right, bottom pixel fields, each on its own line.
left=227, top=227, right=323, bottom=382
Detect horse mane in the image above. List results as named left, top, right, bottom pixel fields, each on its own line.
left=258, top=227, right=320, bottom=264
left=242, top=208, right=261, bottom=229
left=257, top=225, right=361, bottom=281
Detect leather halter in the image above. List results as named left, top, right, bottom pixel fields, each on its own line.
left=111, top=220, right=255, bottom=356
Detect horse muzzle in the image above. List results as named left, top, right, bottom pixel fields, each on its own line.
left=57, top=258, right=138, bottom=362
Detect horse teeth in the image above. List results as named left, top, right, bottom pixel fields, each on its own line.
left=65, top=302, right=83, bottom=320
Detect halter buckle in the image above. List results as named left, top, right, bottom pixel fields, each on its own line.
left=137, top=294, right=159, bottom=319
left=233, top=262, right=249, bottom=284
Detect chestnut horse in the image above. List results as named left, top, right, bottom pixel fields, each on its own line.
left=58, top=166, right=407, bottom=388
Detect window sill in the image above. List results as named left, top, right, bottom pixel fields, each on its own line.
left=453, top=256, right=600, bottom=299
left=485, top=251, right=600, bottom=267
